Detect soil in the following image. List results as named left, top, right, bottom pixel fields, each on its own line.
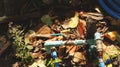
left=0, top=46, right=18, bottom=67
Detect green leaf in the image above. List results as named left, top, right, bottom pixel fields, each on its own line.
left=24, top=38, right=30, bottom=45
left=110, top=54, right=118, bottom=59
left=26, top=45, right=33, bottom=50
left=47, top=58, right=53, bottom=66
left=53, top=58, right=62, bottom=63
left=7, top=22, right=34, bottom=64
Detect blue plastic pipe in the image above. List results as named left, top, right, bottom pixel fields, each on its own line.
left=100, top=62, right=106, bottom=67
left=114, top=0, right=120, bottom=6
left=52, top=51, right=60, bottom=67
left=50, top=33, right=63, bottom=36
left=107, top=0, right=120, bottom=13
left=98, top=0, right=120, bottom=19
left=99, top=58, right=106, bottom=67
left=44, top=40, right=86, bottom=46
